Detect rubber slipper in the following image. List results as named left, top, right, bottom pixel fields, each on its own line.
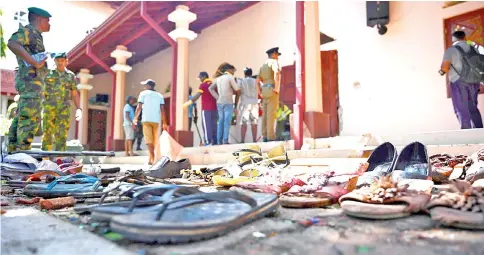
left=110, top=187, right=279, bottom=244
left=6, top=163, right=84, bottom=188
left=23, top=174, right=103, bottom=198
left=339, top=176, right=430, bottom=219
left=426, top=180, right=484, bottom=230
left=88, top=184, right=182, bottom=222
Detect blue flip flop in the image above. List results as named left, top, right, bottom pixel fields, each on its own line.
left=23, top=174, right=103, bottom=198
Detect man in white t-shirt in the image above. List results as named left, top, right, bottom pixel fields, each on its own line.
left=237, top=67, right=259, bottom=143
left=134, top=79, right=167, bottom=165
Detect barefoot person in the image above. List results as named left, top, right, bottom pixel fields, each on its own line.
left=134, top=79, right=167, bottom=165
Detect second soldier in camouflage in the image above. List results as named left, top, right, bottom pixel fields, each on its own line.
left=41, top=53, right=82, bottom=151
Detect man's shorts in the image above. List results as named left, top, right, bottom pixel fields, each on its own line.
left=238, top=103, right=259, bottom=125
left=142, top=122, right=159, bottom=144
left=124, top=125, right=135, bottom=140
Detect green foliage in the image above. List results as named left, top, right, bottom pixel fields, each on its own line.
left=0, top=9, right=6, bottom=58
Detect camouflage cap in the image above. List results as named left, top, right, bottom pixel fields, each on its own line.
left=53, top=52, right=67, bottom=59
left=28, top=7, right=52, bottom=18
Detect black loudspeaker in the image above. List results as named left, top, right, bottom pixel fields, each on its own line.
left=366, top=1, right=389, bottom=28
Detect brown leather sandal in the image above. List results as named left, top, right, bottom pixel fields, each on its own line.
left=426, top=180, right=484, bottom=230
left=339, top=176, right=430, bottom=219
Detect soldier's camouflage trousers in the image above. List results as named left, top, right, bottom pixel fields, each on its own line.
left=8, top=98, right=42, bottom=151
left=41, top=102, right=71, bottom=151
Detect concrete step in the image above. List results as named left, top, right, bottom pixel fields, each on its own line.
left=103, top=143, right=483, bottom=166
left=367, top=128, right=484, bottom=147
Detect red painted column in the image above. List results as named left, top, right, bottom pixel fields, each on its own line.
left=294, top=1, right=306, bottom=150
left=170, top=44, right=178, bottom=136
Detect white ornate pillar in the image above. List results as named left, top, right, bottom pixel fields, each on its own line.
left=76, top=69, right=94, bottom=145
left=168, top=5, right=197, bottom=131
left=110, top=45, right=133, bottom=147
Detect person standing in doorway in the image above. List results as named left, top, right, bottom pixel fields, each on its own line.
left=134, top=79, right=167, bottom=165
left=42, top=53, right=82, bottom=151
left=256, top=47, right=281, bottom=142
left=238, top=67, right=259, bottom=143
left=183, top=72, right=217, bottom=145
left=123, top=96, right=137, bottom=156
left=187, top=87, right=198, bottom=131
left=209, top=63, right=240, bottom=145
left=440, top=31, right=483, bottom=129
left=7, top=7, right=51, bottom=152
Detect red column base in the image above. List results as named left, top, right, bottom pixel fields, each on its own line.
left=174, top=131, right=194, bottom=147
left=290, top=111, right=332, bottom=139
left=112, top=139, right=125, bottom=151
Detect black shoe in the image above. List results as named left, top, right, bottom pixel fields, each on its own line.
left=356, top=142, right=397, bottom=187
left=146, top=157, right=192, bottom=179
left=136, top=147, right=142, bottom=151
left=391, top=142, right=430, bottom=181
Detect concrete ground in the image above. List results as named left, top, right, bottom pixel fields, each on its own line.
left=2, top=205, right=484, bottom=255
left=2, top=163, right=484, bottom=255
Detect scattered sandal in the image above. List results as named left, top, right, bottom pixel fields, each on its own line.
left=339, top=176, right=431, bottom=219
left=426, top=180, right=484, bottom=230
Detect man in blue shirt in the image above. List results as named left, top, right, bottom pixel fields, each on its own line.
left=134, top=79, right=166, bottom=165
left=124, top=96, right=137, bottom=156
left=188, top=87, right=198, bottom=131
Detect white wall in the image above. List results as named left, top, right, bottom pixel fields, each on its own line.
left=319, top=1, right=484, bottom=136
left=0, top=1, right=114, bottom=70
left=125, top=1, right=296, bottom=146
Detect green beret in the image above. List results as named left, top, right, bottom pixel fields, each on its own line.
left=53, top=52, right=67, bottom=59
left=28, top=7, right=52, bottom=18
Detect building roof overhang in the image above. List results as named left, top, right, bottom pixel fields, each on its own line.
left=67, top=1, right=259, bottom=75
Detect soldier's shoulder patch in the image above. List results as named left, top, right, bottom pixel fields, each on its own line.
left=45, top=77, right=56, bottom=83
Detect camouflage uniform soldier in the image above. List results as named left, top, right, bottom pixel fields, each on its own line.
left=7, top=7, right=51, bottom=152
left=42, top=53, right=82, bottom=151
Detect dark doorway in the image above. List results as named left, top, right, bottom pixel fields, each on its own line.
left=87, top=109, right=107, bottom=151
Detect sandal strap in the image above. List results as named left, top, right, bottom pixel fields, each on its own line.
left=98, top=183, right=140, bottom=205
left=232, top=149, right=262, bottom=157
left=26, top=170, right=63, bottom=182
left=46, top=174, right=99, bottom=190
left=155, top=189, right=257, bottom=221
left=127, top=184, right=180, bottom=212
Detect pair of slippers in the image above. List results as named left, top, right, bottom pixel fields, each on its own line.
left=74, top=184, right=279, bottom=243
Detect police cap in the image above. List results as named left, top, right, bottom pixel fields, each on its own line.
left=265, top=47, right=281, bottom=56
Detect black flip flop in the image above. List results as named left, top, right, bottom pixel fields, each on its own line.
left=110, top=187, right=279, bottom=243
left=82, top=184, right=180, bottom=222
